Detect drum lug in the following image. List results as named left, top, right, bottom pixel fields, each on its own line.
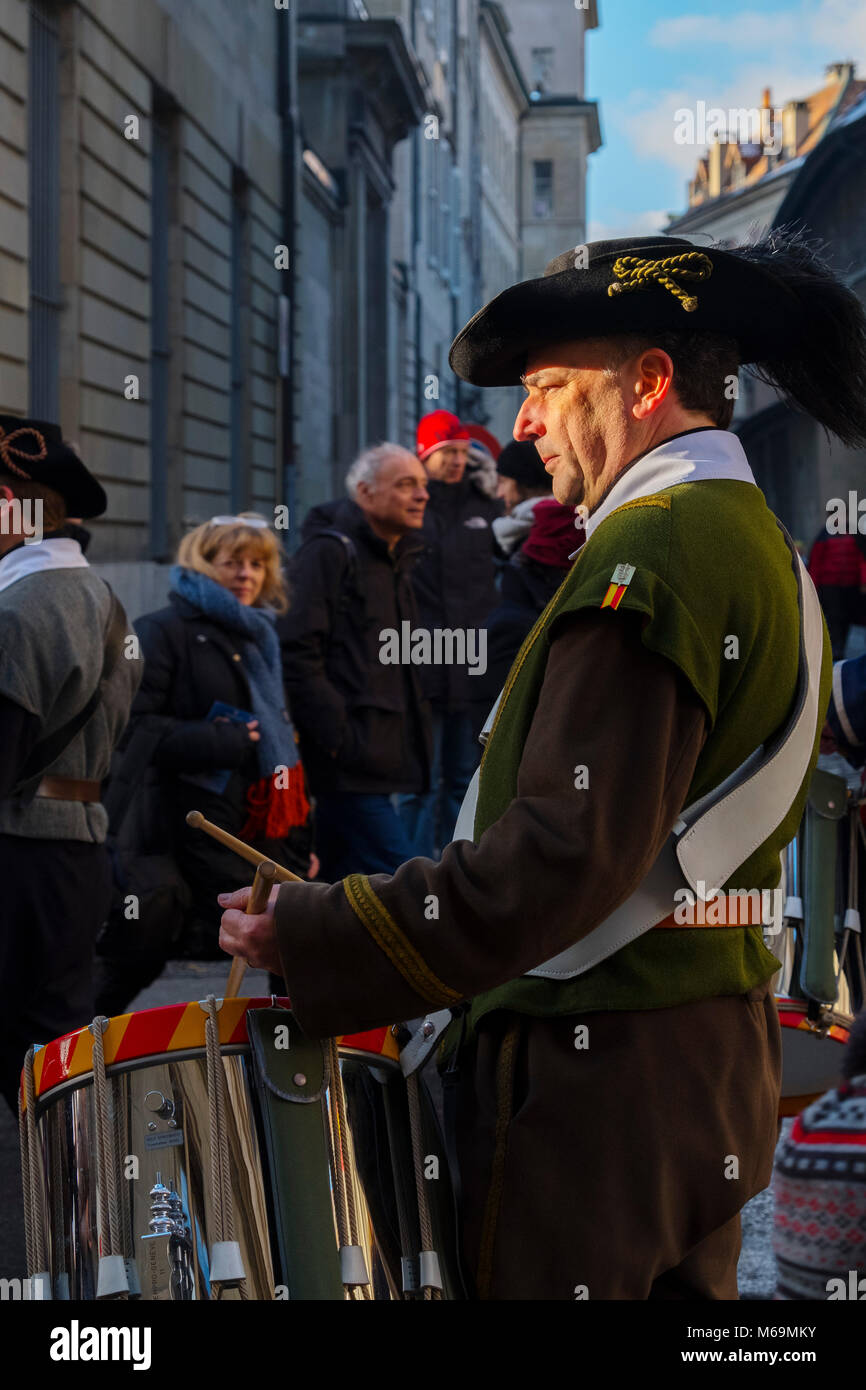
left=339, top=1245, right=370, bottom=1287
left=401, top=1255, right=419, bottom=1293
left=209, top=1240, right=247, bottom=1285
left=96, top=1254, right=130, bottom=1299
left=419, top=1250, right=443, bottom=1292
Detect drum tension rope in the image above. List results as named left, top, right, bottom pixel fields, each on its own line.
left=325, top=1035, right=372, bottom=1298
left=89, top=1015, right=130, bottom=1299
left=203, top=994, right=248, bottom=1297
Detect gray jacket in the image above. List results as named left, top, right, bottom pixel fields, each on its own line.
left=0, top=564, right=142, bottom=842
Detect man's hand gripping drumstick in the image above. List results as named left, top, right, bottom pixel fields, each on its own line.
left=185, top=810, right=300, bottom=982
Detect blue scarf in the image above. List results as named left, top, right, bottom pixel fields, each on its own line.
left=170, top=566, right=299, bottom=777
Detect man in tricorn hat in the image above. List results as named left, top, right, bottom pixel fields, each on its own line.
left=0, top=416, right=141, bottom=1111
left=220, top=231, right=866, bottom=1298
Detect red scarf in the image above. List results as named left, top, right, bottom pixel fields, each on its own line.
left=241, top=762, right=311, bottom=842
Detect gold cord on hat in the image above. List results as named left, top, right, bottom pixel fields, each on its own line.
left=0, top=425, right=48, bottom=478
left=607, top=252, right=714, bottom=313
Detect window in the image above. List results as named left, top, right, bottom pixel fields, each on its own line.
left=28, top=0, right=61, bottom=420
left=426, top=135, right=439, bottom=268
left=229, top=168, right=249, bottom=511
left=449, top=163, right=461, bottom=292
left=440, top=142, right=451, bottom=285
left=532, top=161, right=554, bottom=219
left=531, top=47, right=554, bottom=95
left=150, top=104, right=171, bottom=557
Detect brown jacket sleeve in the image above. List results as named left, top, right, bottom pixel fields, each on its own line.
left=275, top=609, right=707, bottom=1037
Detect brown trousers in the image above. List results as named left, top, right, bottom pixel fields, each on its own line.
left=454, top=985, right=781, bottom=1300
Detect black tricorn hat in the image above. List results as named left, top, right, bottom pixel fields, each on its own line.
left=0, top=414, right=107, bottom=518
left=449, top=229, right=866, bottom=448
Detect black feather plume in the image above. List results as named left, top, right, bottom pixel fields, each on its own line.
left=731, top=224, right=866, bottom=448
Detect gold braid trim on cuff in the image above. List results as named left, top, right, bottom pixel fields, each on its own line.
left=342, top=874, right=462, bottom=1006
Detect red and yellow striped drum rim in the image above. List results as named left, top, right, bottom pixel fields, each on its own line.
left=22, top=997, right=399, bottom=1109
left=776, top=997, right=851, bottom=1046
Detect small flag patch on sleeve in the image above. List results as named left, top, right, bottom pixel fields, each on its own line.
left=600, top=563, right=635, bottom=610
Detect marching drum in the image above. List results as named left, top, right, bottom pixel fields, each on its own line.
left=19, top=998, right=462, bottom=1301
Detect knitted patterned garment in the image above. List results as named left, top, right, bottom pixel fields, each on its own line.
left=773, top=1075, right=866, bottom=1300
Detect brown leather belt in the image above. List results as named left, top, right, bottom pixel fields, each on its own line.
left=35, top=777, right=102, bottom=803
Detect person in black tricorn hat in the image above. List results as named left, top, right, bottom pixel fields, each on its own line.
left=0, top=416, right=141, bottom=1112
left=218, top=229, right=866, bottom=1298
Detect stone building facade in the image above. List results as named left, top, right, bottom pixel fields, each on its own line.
left=500, top=0, right=601, bottom=281
left=0, top=0, right=601, bottom=612
left=1, top=0, right=287, bottom=614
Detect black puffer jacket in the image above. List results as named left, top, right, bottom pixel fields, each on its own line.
left=128, top=594, right=311, bottom=922
left=410, top=475, right=502, bottom=708
left=277, top=499, right=432, bottom=795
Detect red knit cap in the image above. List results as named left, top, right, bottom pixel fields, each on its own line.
left=416, top=410, right=470, bottom=462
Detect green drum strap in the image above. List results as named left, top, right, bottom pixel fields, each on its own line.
left=245, top=1008, right=344, bottom=1300
left=800, top=768, right=848, bottom=1005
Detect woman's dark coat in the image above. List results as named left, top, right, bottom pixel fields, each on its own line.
left=129, top=593, right=310, bottom=932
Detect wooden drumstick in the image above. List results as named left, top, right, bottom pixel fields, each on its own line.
left=225, top=859, right=278, bottom=999
left=185, top=810, right=303, bottom=883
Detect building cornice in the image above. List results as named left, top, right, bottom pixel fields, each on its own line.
left=298, top=15, right=429, bottom=144
left=666, top=166, right=797, bottom=233
left=523, top=96, right=602, bottom=153
left=480, top=2, right=531, bottom=110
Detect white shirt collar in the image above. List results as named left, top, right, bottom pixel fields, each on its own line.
left=0, top=537, right=90, bottom=595
left=583, top=429, right=757, bottom=543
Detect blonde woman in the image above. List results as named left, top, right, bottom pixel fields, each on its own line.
left=96, top=514, right=312, bottom=1003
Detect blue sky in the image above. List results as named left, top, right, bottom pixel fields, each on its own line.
left=585, top=0, right=866, bottom=239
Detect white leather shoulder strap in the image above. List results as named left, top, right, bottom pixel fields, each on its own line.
left=527, top=535, right=824, bottom=979
left=675, top=549, right=822, bottom=896
left=450, top=530, right=824, bottom=982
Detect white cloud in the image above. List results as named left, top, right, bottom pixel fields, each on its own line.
left=651, top=0, right=866, bottom=52
left=651, top=11, right=799, bottom=49
left=587, top=210, right=671, bottom=243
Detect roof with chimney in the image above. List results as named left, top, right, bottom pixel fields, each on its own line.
left=684, top=62, right=866, bottom=212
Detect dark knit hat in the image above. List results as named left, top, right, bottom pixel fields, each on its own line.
left=0, top=414, right=107, bottom=518
left=497, top=439, right=550, bottom=489
left=449, top=228, right=866, bottom=447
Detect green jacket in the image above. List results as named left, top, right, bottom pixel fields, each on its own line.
left=467, top=479, right=832, bottom=1027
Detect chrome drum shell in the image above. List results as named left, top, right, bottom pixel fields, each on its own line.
left=30, top=1023, right=458, bottom=1300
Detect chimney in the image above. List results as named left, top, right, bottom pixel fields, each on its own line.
left=762, top=88, right=772, bottom=109
left=782, top=99, right=809, bottom=157
left=708, top=139, right=725, bottom=198
left=825, top=61, right=856, bottom=83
